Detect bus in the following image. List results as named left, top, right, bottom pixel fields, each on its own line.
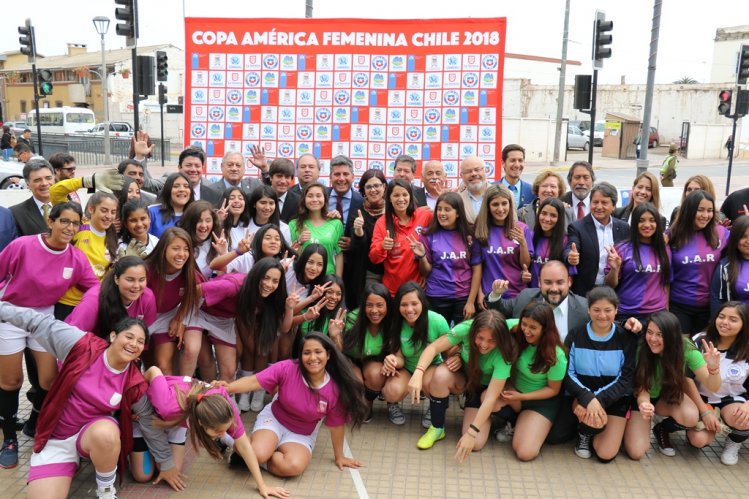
left=25, top=107, right=96, bottom=135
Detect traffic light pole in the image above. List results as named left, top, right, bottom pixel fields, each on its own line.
left=159, top=83, right=165, bottom=166
left=725, top=113, right=738, bottom=196
left=587, top=69, right=598, bottom=166
left=31, top=63, right=43, bottom=156
left=132, top=46, right=139, bottom=136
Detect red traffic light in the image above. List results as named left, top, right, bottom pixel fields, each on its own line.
left=719, top=89, right=732, bottom=117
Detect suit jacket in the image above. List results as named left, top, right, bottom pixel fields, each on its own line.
left=0, top=206, right=18, bottom=251
left=564, top=215, right=629, bottom=296
left=289, top=183, right=304, bottom=197
left=412, top=186, right=428, bottom=208
left=279, top=189, right=301, bottom=223
left=198, top=182, right=222, bottom=206
left=208, top=177, right=263, bottom=199
left=488, top=288, right=589, bottom=333
left=498, top=178, right=536, bottom=210
left=327, top=188, right=364, bottom=237
left=10, top=196, right=48, bottom=236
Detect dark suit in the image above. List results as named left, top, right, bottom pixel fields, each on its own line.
left=564, top=215, right=629, bottom=296
left=279, top=190, right=301, bottom=223
left=412, top=186, right=428, bottom=208
left=289, top=183, right=304, bottom=197
left=326, top=187, right=365, bottom=307
left=498, top=178, right=536, bottom=210
left=208, top=177, right=263, bottom=199
left=198, top=182, right=222, bottom=206
left=0, top=206, right=18, bottom=251
left=10, top=197, right=48, bottom=236
left=327, top=188, right=364, bottom=238
left=487, top=289, right=589, bottom=335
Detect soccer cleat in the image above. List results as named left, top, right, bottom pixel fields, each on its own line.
left=417, top=426, right=446, bottom=450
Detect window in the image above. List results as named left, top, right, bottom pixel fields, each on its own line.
left=55, top=101, right=63, bottom=108
left=20, top=100, right=27, bottom=113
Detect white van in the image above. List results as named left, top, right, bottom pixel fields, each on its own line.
left=25, top=107, right=96, bottom=135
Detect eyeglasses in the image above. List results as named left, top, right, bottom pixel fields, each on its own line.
left=56, top=218, right=82, bottom=228
left=60, top=167, right=76, bottom=172
left=364, top=183, right=384, bottom=191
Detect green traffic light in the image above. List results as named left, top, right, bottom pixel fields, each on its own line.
left=40, top=82, right=53, bottom=96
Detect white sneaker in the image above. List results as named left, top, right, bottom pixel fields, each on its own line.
left=237, top=392, right=250, bottom=412
left=721, top=440, right=742, bottom=466
left=250, top=390, right=266, bottom=412
left=494, top=422, right=514, bottom=443
left=96, top=485, right=117, bottom=499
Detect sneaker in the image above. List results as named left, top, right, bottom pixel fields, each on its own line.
left=237, top=392, right=250, bottom=412
left=721, top=440, right=742, bottom=466
left=421, top=408, right=432, bottom=429
left=494, top=422, right=514, bottom=443
left=229, top=450, right=246, bottom=468
left=22, top=419, right=36, bottom=439
left=417, top=426, right=446, bottom=450
left=653, top=423, right=676, bottom=457
left=96, top=485, right=117, bottom=499
left=574, top=433, right=592, bottom=459
left=0, top=439, right=18, bottom=469
left=214, top=438, right=228, bottom=455
left=363, top=407, right=374, bottom=424
left=250, top=390, right=266, bottom=412
left=387, top=403, right=406, bottom=425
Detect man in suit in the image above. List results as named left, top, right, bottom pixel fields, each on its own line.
left=561, top=161, right=595, bottom=221
left=138, top=146, right=222, bottom=206
left=9, top=159, right=54, bottom=236
left=208, top=150, right=263, bottom=198
left=116, top=159, right=157, bottom=204
left=458, top=156, right=488, bottom=224
left=268, top=158, right=300, bottom=223
left=564, top=182, right=629, bottom=297
left=497, top=144, right=535, bottom=211
left=0, top=207, right=17, bottom=251
left=420, top=160, right=446, bottom=210
left=393, top=154, right=427, bottom=207
left=290, top=153, right=320, bottom=196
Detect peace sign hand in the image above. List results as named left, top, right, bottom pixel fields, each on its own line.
left=328, top=308, right=347, bottom=341
left=310, top=281, right=332, bottom=300
left=211, top=229, right=228, bottom=255
left=702, top=339, right=721, bottom=373
left=406, top=234, right=426, bottom=258
left=605, top=244, right=622, bottom=271
left=215, top=198, right=229, bottom=223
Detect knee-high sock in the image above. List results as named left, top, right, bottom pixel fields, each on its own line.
left=428, top=395, right=449, bottom=429
left=728, top=427, right=749, bottom=443
left=27, top=388, right=47, bottom=427
left=660, top=417, right=687, bottom=433
left=0, top=388, right=20, bottom=441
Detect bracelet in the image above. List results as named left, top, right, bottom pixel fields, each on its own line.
left=700, top=410, right=714, bottom=420
left=414, top=366, right=425, bottom=373
left=414, top=253, right=424, bottom=260
left=469, top=423, right=480, bottom=433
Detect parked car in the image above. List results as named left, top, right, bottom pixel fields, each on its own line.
left=0, top=159, right=26, bottom=189
left=567, top=125, right=590, bottom=151
left=582, top=121, right=604, bottom=146
left=87, top=122, right=135, bottom=138
left=5, top=121, right=28, bottom=134
left=647, top=127, right=659, bottom=148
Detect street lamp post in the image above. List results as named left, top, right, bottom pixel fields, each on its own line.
left=93, top=16, right=111, bottom=166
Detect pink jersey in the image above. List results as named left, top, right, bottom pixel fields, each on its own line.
left=200, top=273, right=244, bottom=318
left=65, top=285, right=157, bottom=334
left=147, top=268, right=187, bottom=313
left=0, top=235, right=98, bottom=307
left=147, top=375, right=244, bottom=439
left=256, top=359, right=347, bottom=435
left=52, top=351, right=130, bottom=440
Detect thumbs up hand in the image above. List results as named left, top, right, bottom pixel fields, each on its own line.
left=353, top=209, right=365, bottom=237
left=567, top=242, right=580, bottom=266
left=382, top=230, right=395, bottom=251
left=521, top=264, right=531, bottom=284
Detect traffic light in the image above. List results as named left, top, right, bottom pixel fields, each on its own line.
left=738, top=45, right=749, bottom=85
left=592, top=10, right=613, bottom=70
left=18, top=19, right=36, bottom=63
left=158, top=83, right=167, bottom=105
left=38, top=69, right=53, bottom=97
left=156, top=51, right=168, bottom=81
left=719, top=89, right=732, bottom=117
left=115, top=0, right=138, bottom=47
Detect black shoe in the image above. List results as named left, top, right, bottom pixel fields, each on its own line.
left=653, top=423, right=676, bottom=457
left=26, top=388, right=36, bottom=403
left=363, top=407, right=374, bottom=424
left=574, top=433, right=592, bottom=459
left=214, top=438, right=228, bottom=455
left=229, top=451, right=246, bottom=467
left=22, top=419, right=36, bottom=439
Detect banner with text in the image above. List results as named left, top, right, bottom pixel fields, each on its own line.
left=184, top=17, right=505, bottom=185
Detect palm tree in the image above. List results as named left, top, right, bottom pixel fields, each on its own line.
left=673, top=76, right=698, bottom=84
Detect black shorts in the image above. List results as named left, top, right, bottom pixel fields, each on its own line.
left=521, top=397, right=560, bottom=422
left=464, top=385, right=489, bottom=409
left=603, top=396, right=631, bottom=418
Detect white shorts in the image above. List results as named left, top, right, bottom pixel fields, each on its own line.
left=133, top=421, right=187, bottom=445
left=252, top=402, right=322, bottom=453
left=149, top=306, right=200, bottom=346
left=193, top=310, right=236, bottom=347
left=0, top=305, right=54, bottom=355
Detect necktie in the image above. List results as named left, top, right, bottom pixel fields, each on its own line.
left=577, top=201, right=585, bottom=220
left=336, top=194, right=344, bottom=219
left=42, top=203, right=51, bottom=223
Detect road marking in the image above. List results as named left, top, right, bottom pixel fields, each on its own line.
left=343, top=437, right=369, bottom=499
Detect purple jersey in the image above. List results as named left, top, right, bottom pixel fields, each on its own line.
left=670, top=226, right=729, bottom=306
left=201, top=273, right=245, bottom=317
left=471, top=223, right=534, bottom=298
left=420, top=229, right=471, bottom=299
left=530, top=235, right=567, bottom=288
left=614, top=241, right=671, bottom=314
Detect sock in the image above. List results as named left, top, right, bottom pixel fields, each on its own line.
left=220, top=433, right=236, bottom=449
left=95, top=467, right=117, bottom=489
left=364, top=388, right=381, bottom=402
left=660, top=417, right=687, bottom=434
left=27, top=388, right=48, bottom=428
left=728, top=427, right=749, bottom=443
left=428, top=395, right=449, bottom=429
left=578, top=423, right=605, bottom=436
left=0, top=387, right=21, bottom=441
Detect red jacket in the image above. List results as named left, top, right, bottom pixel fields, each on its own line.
left=35, top=333, right=147, bottom=477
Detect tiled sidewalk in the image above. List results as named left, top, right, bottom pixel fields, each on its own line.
left=2, top=395, right=747, bottom=498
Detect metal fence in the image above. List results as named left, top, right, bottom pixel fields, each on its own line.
left=33, top=135, right=171, bottom=166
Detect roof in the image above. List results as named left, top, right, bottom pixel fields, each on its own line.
left=604, top=111, right=641, bottom=122
left=0, top=44, right=179, bottom=72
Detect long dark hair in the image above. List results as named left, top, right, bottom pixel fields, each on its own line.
left=384, top=179, right=416, bottom=238
left=117, top=176, right=140, bottom=210
left=298, top=333, right=368, bottom=428
left=119, top=199, right=151, bottom=245
left=306, top=274, right=345, bottom=333
left=466, top=310, right=517, bottom=393
left=515, top=302, right=565, bottom=374
left=423, top=191, right=472, bottom=252
left=670, top=190, right=719, bottom=250
left=343, top=283, right=393, bottom=358
left=634, top=311, right=687, bottom=405
left=250, top=223, right=293, bottom=261
left=157, top=172, right=194, bottom=224
left=726, top=217, right=749, bottom=296
left=629, top=202, right=670, bottom=287
left=704, top=302, right=749, bottom=362
left=292, top=243, right=328, bottom=290
left=386, top=282, right=430, bottom=355
left=295, top=182, right=329, bottom=235
left=87, top=191, right=120, bottom=261
left=236, top=257, right=288, bottom=356
left=178, top=200, right=219, bottom=265
left=532, top=197, right=565, bottom=262
left=248, top=184, right=282, bottom=226
left=97, top=256, right=147, bottom=338
left=220, top=186, right=250, bottom=249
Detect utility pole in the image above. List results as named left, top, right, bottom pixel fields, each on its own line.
left=636, top=0, right=662, bottom=175
left=18, top=19, right=43, bottom=156
left=552, top=0, right=571, bottom=165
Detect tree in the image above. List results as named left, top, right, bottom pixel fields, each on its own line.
left=673, top=76, right=698, bottom=84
